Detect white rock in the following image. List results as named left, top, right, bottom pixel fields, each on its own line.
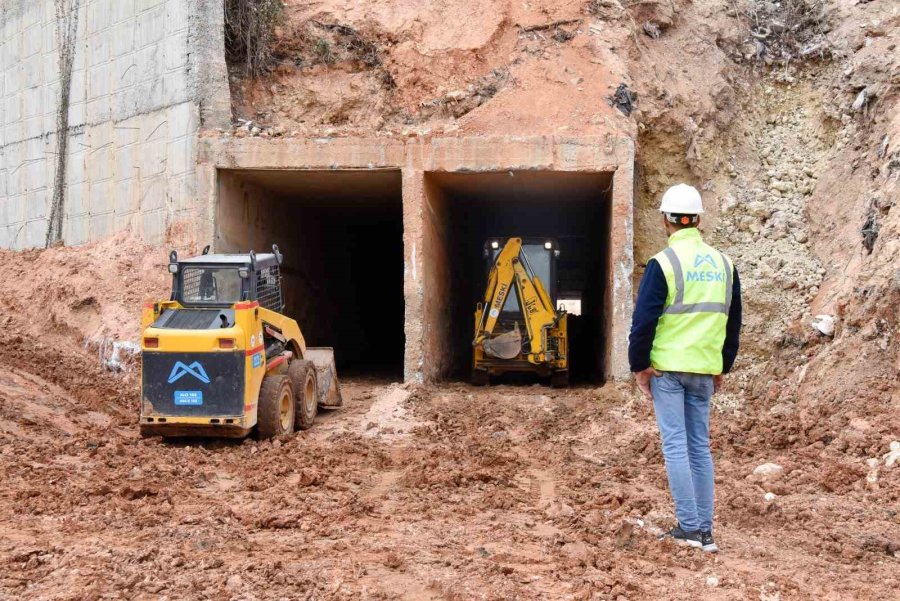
left=884, top=441, right=900, bottom=468
left=706, top=576, right=720, bottom=587
left=753, top=462, right=784, bottom=478
left=811, top=314, right=835, bottom=337
left=720, top=194, right=739, bottom=213
left=764, top=492, right=776, bottom=502
left=851, top=88, right=869, bottom=111
left=866, top=458, right=880, bottom=483
left=866, top=458, right=881, bottom=486
left=770, top=180, right=792, bottom=193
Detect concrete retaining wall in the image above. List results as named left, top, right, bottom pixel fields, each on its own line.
left=0, top=0, right=229, bottom=249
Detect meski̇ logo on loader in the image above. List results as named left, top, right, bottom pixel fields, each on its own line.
left=167, top=361, right=211, bottom=384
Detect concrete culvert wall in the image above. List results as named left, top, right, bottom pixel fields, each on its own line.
left=216, top=169, right=405, bottom=378
left=423, top=170, right=614, bottom=383
left=198, top=135, right=635, bottom=383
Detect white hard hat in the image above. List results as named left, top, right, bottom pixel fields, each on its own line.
left=659, top=184, right=704, bottom=214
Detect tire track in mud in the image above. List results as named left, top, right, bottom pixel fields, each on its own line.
left=362, top=469, right=401, bottom=501
left=528, top=468, right=556, bottom=507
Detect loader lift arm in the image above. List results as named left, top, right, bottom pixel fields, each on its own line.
left=474, top=238, right=562, bottom=365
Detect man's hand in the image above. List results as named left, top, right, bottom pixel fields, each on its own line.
left=634, top=367, right=662, bottom=399
left=713, top=374, right=725, bottom=393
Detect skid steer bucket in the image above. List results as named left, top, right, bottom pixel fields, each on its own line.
left=305, top=347, right=343, bottom=407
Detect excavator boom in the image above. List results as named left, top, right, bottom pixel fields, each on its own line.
left=475, top=237, right=522, bottom=345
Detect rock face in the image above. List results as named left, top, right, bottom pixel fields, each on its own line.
left=700, top=81, right=832, bottom=408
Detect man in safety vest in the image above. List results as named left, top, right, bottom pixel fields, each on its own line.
left=629, top=183, right=742, bottom=553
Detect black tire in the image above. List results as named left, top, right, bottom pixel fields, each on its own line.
left=472, top=368, right=489, bottom=386
left=288, top=360, right=319, bottom=430
left=550, top=370, right=570, bottom=388
left=257, top=374, right=295, bottom=439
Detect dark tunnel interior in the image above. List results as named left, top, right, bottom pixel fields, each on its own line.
left=216, top=169, right=405, bottom=378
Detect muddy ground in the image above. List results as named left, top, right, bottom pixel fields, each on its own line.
left=2, top=1, right=899, bottom=599
left=1, top=332, right=897, bottom=601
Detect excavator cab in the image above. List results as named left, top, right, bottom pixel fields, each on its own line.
left=472, top=237, right=569, bottom=387
left=483, top=239, right=559, bottom=318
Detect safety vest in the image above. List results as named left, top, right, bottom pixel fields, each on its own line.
left=650, top=228, right=734, bottom=374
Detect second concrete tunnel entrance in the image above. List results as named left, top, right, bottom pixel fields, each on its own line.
left=420, top=170, right=614, bottom=384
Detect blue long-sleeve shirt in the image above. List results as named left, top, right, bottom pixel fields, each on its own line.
left=628, top=258, right=742, bottom=373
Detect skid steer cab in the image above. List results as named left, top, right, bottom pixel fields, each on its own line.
left=140, top=245, right=342, bottom=439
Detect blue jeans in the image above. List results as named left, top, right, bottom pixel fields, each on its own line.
left=650, top=371, right=715, bottom=532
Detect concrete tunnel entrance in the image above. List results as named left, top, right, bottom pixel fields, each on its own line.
left=423, top=171, right=614, bottom=384
left=215, top=169, right=405, bottom=378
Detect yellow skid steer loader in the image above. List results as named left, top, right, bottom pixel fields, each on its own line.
left=139, top=245, right=342, bottom=439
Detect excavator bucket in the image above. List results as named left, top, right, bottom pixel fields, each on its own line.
left=483, top=327, right=523, bottom=360
left=305, top=347, right=343, bottom=407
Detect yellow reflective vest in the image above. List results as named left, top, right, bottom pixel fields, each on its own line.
left=650, top=228, right=734, bottom=374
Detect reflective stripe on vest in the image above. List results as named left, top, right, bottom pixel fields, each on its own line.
left=660, top=246, right=732, bottom=315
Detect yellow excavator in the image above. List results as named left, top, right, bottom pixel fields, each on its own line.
left=139, top=245, right=342, bottom=439
left=472, top=237, right=569, bottom=387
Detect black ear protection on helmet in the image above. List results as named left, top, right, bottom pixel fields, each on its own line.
left=665, top=213, right=699, bottom=225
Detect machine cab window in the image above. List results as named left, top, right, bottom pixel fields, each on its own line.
left=180, top=266, right=243, bottom=305
left=485, top=239, right=559, bottom=315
